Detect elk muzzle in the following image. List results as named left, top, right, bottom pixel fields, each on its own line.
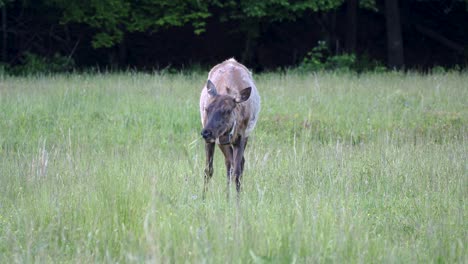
left=201, top=128, right=214, bottom=140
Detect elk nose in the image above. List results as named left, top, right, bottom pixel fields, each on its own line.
left=201, top=129, right=212, bottom=139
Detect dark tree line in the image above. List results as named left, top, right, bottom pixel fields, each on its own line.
left=0, top=0, right=467, bottom=72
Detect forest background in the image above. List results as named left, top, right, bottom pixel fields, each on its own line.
left=1, top=0, right=467, bottom=74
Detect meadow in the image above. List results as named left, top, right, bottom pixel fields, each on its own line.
left=0, top=71, right=466, bottom=263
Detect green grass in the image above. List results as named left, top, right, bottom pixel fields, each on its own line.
left=0, top=71, right=466, bottom=263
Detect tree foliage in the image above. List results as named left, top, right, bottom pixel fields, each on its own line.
left=44, top=0, right=350, bottom=48
left=48, top=0, right=211, bottom=48
left=1, top=0, right=466, bottom=71
left=216, top=0, right=345, bottom=21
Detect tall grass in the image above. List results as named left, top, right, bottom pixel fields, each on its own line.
left=0, top=71, right=466, bottom=263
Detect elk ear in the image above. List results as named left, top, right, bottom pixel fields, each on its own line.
left=235, top=87, right=251, bottom=103
left=206, top=80, right=217, bottom=97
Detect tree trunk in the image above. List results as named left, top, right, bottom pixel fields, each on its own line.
left=2, top=4, right=6, bottom=62
left=241, top=32, right=255, bottom=66
left=345, top=0, right=357, bottom=54
left=118, top=36, right=127, bottom=66
left=241, top=21, right=259, bottom=66
left=385, top=0, right=404, bottom=69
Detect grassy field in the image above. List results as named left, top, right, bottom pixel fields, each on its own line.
left=0, top=71, right=466, bottom=263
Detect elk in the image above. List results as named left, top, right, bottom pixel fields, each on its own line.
left=199, top=58, right=260, bottom=198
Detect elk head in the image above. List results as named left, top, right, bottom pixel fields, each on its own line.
left=201, top=80, right=251, bottom=144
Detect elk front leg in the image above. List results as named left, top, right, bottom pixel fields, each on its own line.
left=203, top=142, right=215, bottom=199
left=219, top=144, right=234, bottom=199
left=233, top=137, right=247, bottom=194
